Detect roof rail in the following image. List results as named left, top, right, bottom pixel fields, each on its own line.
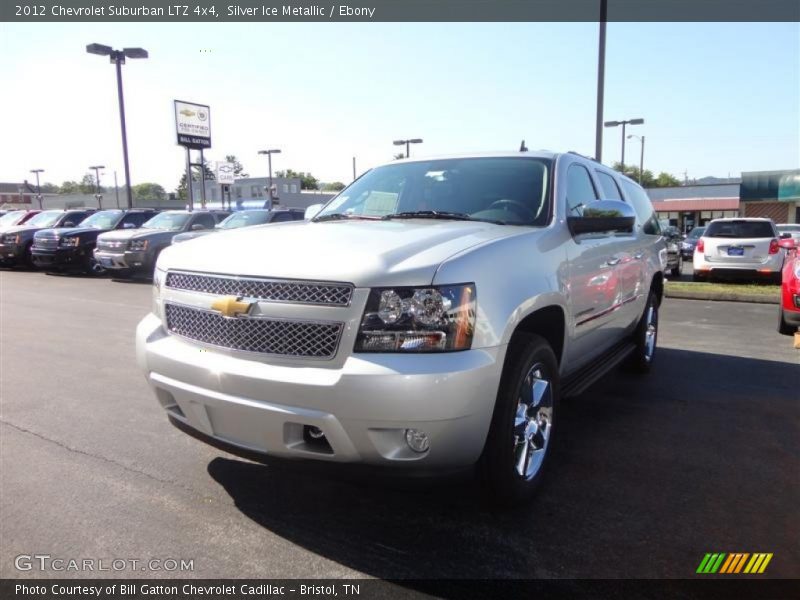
left=567, top=150, right=599, bottom=163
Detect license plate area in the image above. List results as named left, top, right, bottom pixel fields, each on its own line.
left=727, top=246, right=744, bottom=256
left=100, top=257, right=114, bottom=267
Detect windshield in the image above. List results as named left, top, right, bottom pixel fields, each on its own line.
left=219, top=210, right=272, bottom=229
left=78, top=210, right=124, bottom=230
left=0, top=211, right=25, bottom=226
left=142, top=212, right=191, bottom=231
left=705, top=220, right=775, bottom=238
left=26, top=211, right=64, bottom=228
left=315, top=157, right=552, bottom=226
left=687, top=227, right=705, bottom=239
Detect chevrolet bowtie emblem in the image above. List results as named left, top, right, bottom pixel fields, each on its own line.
left=211, top=296, right=254, bottom=318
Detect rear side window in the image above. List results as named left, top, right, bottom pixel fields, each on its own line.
left=192, top=213, right=217, bottom=229
left=566, top=164, right=598, bottom=215
left=705, top=221, right=776, bottom=238
left=595, top=171, right=623, bottom=200
left=271, top=212, right=293, bottom=222
left=620, top=180, right=660, bottom=235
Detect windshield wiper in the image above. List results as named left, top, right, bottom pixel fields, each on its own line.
left=382, top=211, right=505, bottom=225
left=314, top=213, right=381, bottom=222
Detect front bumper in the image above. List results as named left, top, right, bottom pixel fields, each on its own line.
left=31, top=246, right=88, bottom=268
left=136, top=312, right=504, bottom=469
left=0, top=243, right=26, bottom=264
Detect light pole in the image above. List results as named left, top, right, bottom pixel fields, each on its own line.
left=595, top=0, right=607, bottom=162
left=89, top=165, right=105, bottom=209
left=86, top=43, right=148, bottom=209
left=604, top=118, right=644, bottom=169
left=627, top=134, right=645, bottom=184
left=257, top=149, right=281, bottom=201
left=393, top=138, right=423, bottom=158
left=30, top=169, right=44, bottom=209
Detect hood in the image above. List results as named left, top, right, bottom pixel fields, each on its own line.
left=3, top=224, right=40, bottom=236
left=159, top=219, right=526, bottom=287
left=172, top=230, right=217, bottom=243
left=98, top=228, right=159, bottom=242
left=38, top=226, right=108, bottom=237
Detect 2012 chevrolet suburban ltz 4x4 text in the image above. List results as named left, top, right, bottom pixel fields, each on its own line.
left=137, top=151, right=666, bottom=504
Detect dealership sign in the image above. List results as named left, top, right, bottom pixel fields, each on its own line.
left=174, top=100, right=211, bottom=149
left=216, top=162, right=236, bottom=185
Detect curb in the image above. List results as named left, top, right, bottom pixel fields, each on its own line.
left=665, top=288, right=780, bottom=305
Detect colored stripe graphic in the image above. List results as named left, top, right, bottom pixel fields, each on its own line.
left=699, top=552, right=772, bottom=574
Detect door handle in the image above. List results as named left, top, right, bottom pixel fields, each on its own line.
left=605, top=258, right=621, bottom=266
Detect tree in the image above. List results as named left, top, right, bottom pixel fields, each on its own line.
left=275, top=169, right=319, bottom=190
left=79, top=173, right=101, bottom=194
left=59, top=181, right=80, bottom=194
left=611, top=162, right=680, bottom=188
left=175, top=161, right=216, bottom=200
left=133, top=183, right=167, bottom=203
left=322, top=182, right=346, bottom=192
left=224, top=155, right=248, bottom=178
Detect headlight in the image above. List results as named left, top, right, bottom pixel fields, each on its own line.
left=129, top=239, right=148, bottom=251
left=2, top=234, right=19, bottom=245
left=59, top=236, right=80, bottom=247
left=355, top=284, right=476, bottom=352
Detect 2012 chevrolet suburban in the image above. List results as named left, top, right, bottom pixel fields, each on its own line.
left=137, top=151, right=666, bottom=504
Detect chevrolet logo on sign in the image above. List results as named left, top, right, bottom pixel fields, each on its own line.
left=179, top=109, right=196, bottom=117
left=211, top=296, right=254, bottom=318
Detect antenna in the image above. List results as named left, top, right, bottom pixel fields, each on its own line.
left=519, top=140, right=528, bottom=152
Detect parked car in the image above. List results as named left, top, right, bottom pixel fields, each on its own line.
left=693, top=218, right=784, bottom=283
left=0, top=209, right=96, bottom=267
left=137, top=151, right=666, bottom=505
left=0, top=210, right=41, bottom=234
left=680, top=226, right=705, bottom=260
left=31, top=209, right=158, bottom=273
left=778, top=237, right=799, bottom=335
left=662, top=226, right=682, bottom=277
left=777, top=223, right=800, bottom=242
left=171, top=208, right=305, bottom=244
left=95, top=210, right=230, bottom=277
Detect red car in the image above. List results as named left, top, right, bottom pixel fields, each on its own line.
left=778, top=237, right=800, bottom=335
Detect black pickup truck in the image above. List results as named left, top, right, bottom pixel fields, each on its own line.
left=0, top=209, right=96, bottom=267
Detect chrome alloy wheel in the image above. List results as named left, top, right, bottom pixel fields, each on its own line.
left=644, top=303, right=658, bottom=363
left=513, top=363, right=553, bottom=480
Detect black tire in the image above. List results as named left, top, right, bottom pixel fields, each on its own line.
left=625, top=290, right=659, bottom=374
left=778, top=306, right=795, bottom=336
left=479, top=333, right=559, bottom=506
left=670, top=256, right=682, bottom=278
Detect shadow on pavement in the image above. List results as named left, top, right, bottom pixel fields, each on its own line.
left=207, top=347, right=799, bottom=582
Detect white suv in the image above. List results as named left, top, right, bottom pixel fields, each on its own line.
left=137, top=151, right=666, bottom=504
left=693, top=218, right=784, bottom=283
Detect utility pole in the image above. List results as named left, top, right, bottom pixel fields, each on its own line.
left=30, top=169, right=44, bottom=209
left=595, top=0, right=607, bottom=162
left=89, top=165, right=105, bottom=209
left=352, top=156, right=357, bottom=180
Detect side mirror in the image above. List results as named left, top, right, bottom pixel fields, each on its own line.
left=63, top=221, right=75, bottom=228
left=191, top=223, right=206, bottom=231
left=567, top=200, right=636, bottom=237
left=304, top=204, right=324, bottom=220
left=123, top=222, right=136, bottom=229
left=778, top=237, right=796, bottom=250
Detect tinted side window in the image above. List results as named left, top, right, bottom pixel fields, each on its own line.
left=621, top=180, right=661, bottom=235
left=596, top=171, right=623, bottom=200
left=566, top=164, right=598, bottom=215
left=192, top=213, right=217, bottom=229
left=292, top=211, right=306, bottom=221
left=120, top=213, right=150, bottom=228
left=271, top=212, right=293, bottom=222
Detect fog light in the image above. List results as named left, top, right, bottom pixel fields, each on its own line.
left=307, top=426, right=325, bottom=439
left=404, top=428, right=430, bottom=453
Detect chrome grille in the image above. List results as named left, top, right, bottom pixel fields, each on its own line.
left=34, top=237, right=58, bottom=249
left=165, top=272, right=353, bottom=306
left=97, top=240, right=126, bottom=252
left=164, top=303, right=343, bottom=359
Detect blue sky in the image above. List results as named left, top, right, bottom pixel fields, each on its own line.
left=0, top=22, right=797, bottom=190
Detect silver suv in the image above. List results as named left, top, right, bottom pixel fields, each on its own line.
left=137, top=151, right=666, bottom=504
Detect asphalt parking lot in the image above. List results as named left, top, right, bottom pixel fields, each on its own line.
left=0, top=269, right=797, bottom=581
